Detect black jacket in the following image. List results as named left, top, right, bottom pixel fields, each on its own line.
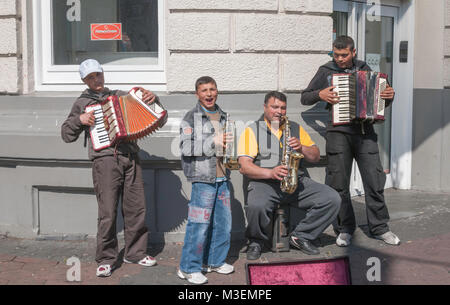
left=301, top=59, right=393, bottom=134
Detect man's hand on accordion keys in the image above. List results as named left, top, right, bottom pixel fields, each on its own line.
left=380, top=85, right=395, bottom=100
left=80, top=110, right=95, bottom=126
left=319, top=86, right=340, bottom=105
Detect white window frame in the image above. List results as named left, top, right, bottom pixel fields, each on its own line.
left=33, top=0, right=166, bottom=91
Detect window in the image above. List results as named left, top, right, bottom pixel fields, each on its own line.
left=33, top=0, right=165, bottom=91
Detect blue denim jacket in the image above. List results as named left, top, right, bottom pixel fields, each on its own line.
left=180, top=102, right=229, bottom=183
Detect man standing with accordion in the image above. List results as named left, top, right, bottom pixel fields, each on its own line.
left=61, top=59, right=158, bottom=277
left=301, top=36, right=400, bottom=247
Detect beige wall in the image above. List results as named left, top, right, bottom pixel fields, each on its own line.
left=414, top=0, right=446, bottom=89
left=411, top=0, right=450, bottom=192
left=445, top=0, right=450, bottom=87
left=0, top=0, right=33, bottom=94
left=166, top=0, right=333, bottom=93
left=0, top=0, right=19, bottom=93
left=413, top=0, right=450, bottom=89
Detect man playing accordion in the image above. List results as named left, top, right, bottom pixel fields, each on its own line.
left=61, top=59, right=158, bottom=277
left=301, top=36, right=400, bottom=247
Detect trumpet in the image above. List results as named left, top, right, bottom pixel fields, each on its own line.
left=280, top=116, right=304, bottom=194
left=223, top=113, right=240, bottom=170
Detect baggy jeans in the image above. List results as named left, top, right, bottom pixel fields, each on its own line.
left=180, top=181, right=232, bottom=273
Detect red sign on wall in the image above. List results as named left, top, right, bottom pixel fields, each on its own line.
left=90, top=23, right=122, bottom=41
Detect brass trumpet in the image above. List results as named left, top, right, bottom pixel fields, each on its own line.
left=223, top=114, right=240, bottom=170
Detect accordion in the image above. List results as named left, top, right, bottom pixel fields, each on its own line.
left=331, top=71, right=387, bottom=126
left=85, top=87, right=168, bottom=151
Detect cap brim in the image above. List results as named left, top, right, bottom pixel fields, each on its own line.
left=81, top=68, right=103, bottom=80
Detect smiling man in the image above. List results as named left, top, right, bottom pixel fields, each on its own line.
left=196, top=79, right=218, bottom=111
left=301, top=36, right=400, bottom=248
left=178, top=76, right=234, bottom=285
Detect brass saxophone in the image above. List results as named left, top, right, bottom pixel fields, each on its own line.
left=280, top=116, right=304, bottom=194
left=223, top=113, right=240, bottom=170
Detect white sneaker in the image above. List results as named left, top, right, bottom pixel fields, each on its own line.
left=336, top=233, right=352, bottom=247
left=374, top=231, right=401, bottom=245
left=124, top=255, right=157, bottom=267
left=204, top=263, right=234, bottom=274
left=177, top=269, right=208, bottom=285
left=96, top=264, right=112, bottom=277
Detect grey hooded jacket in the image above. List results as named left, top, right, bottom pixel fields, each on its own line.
left=179, top=102, right=229, bottom=183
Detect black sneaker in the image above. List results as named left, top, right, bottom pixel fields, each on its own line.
left=246, top=244, right=261, bottom=260
left=289, top=235, right=320, bottom=255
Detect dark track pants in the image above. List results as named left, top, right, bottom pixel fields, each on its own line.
left=92, top=154, right=148, bottom=266
left=325, top=131, right=390, bottom=236
left=245, top=176, right=341, bottom=245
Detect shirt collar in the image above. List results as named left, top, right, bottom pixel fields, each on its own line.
left=263, top=117, right=285, bottom=140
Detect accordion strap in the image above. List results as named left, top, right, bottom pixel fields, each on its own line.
left=80, top=89, right=119, bottom=103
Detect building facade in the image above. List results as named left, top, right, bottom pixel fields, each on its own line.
left=0, top=0, right=449, bottom=241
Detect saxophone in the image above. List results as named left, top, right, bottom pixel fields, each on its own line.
left=280, top=116, right=304, bottom=194
left=223, top=114, right=240, bottom=170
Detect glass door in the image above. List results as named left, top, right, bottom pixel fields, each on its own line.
left=333, top=0, right=398, bottom=195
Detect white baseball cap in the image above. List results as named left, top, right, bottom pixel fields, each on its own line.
left=79, top=59, right=103, bottom=79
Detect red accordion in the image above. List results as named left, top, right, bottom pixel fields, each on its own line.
left=85, top=87, right=168, bottom=151
left=332, top=71, right=387, bottom=126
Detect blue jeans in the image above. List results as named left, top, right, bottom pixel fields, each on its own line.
left=179, top=180, right=232, bottom=273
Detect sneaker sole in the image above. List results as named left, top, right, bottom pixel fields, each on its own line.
left=96, top=269, right=112, bottom=277
left=123, top=258, right=157, bottom=267
left=96, top=265, right=112, bottom=277
left=336, top=241, right=350, bottom=247
left=204, top=267, right=234, bottom=275
left=177, top=269, right=186, bottom=280
left=213, top=269, right=234, bottom=275
left=374, top=236, right=401, bottom=245
left=336, top=234, right=352, bottom=247
left=177, top=270, right=208, bottom=285
left=336, top=239, right=351, bottom=247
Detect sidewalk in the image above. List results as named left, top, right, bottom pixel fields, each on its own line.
left=0, top=189, right=449, bottom=285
